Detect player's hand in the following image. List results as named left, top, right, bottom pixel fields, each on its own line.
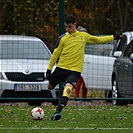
left=46, top=69, right=51, bottom=81
left=114, top=32, right=123, bottom=40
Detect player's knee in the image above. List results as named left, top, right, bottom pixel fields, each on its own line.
left=63, top=83, right=73, bottom=97
left=48, top=82, right=54, bottom=90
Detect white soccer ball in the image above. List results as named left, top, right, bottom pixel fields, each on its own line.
left=31, top=107, right=44, bottom=120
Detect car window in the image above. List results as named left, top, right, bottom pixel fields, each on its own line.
left=116, top=35, right=127, bottom=52
left=85, top=42, right=113, bottom=56
left=0, top=40, right=51, bottom=59
left=123, top=40, right=133, bottom=57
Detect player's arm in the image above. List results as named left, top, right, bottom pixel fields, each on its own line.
left=86, top=32, right=122, bottom=44
left=48, top=47, right=62, bottom=70
left=86, top=34, right=114, bottom=44
left=46, top=37, right=63, bottom=80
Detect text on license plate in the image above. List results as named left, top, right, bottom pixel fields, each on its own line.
left=14, top=84, right=42, bottom=91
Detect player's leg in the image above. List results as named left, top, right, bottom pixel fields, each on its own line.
left=47, top=67, right=65, bottom=90
left=51, top=72, right=80, bottom=120
left=47, top=67, right=65, bottom=120
left=47, top=82, right=55, bottom=90
left=56, top=83, right=73, bottom=112
left=51, top=83, right=73, bottom=120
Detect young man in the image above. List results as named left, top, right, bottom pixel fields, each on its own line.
left=46, top=15, right=122, bottom=120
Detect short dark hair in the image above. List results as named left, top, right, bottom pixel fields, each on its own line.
left=64, top=15, right=76, bottom=24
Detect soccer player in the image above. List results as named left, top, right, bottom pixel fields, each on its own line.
left=46, top=15, right=122, bottom=120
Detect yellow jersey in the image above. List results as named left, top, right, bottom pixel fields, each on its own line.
left=48, top=30, right=114, bottom=73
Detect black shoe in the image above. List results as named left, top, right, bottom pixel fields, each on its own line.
left=51, top=113, right=61, bottom=120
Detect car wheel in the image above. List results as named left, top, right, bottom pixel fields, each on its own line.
left=112, top=77, right=127, bottom=105
left=112, top=77, right=119, bottom=105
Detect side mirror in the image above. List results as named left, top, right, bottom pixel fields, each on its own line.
left=113, top=51, right=122, bottom=58
left=130, top=53, right=133, bottom=60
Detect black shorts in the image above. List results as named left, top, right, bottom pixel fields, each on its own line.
left=49, top=67, right=81, bottom=87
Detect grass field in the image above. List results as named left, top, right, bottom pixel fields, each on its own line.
left=0, top=102, right=132, bottom=133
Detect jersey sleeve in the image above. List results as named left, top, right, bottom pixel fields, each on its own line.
left=47, top=36, right=64, bottom=70
left=86, top=34, right=114, bottom=44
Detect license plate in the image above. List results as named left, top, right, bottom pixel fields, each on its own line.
left=14, top=84, right=42, bottom=91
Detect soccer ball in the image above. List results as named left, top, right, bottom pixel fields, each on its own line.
left=30, top=107, right=44, bottom=120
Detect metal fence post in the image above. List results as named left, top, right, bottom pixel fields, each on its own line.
left=59, top=0, right=64, bottom=98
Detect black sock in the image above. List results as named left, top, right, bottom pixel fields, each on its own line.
left=55, top=96, right=68, bottom=113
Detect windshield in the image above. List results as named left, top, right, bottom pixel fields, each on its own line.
left=85, top=42, right=114, bottom=56
left=0, top=40, right=51, bottom=59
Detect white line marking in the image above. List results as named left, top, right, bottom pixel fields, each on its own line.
left=0, top=127, right=132, bottom=130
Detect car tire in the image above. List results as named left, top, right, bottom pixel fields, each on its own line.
left=112, top=77, right=127, bottom=105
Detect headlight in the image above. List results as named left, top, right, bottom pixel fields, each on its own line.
left=0, top=73, right=4, bottom=79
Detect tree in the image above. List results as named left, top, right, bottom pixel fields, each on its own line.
left=0, top=0, right=132, bottom=50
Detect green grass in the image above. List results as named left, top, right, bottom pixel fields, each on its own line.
left=0, top=103, right=132, bottom=133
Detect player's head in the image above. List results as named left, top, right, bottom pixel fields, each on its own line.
left=64, top=15, right=76, bottom=34
left=64, top=15, right=76, bottom=24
